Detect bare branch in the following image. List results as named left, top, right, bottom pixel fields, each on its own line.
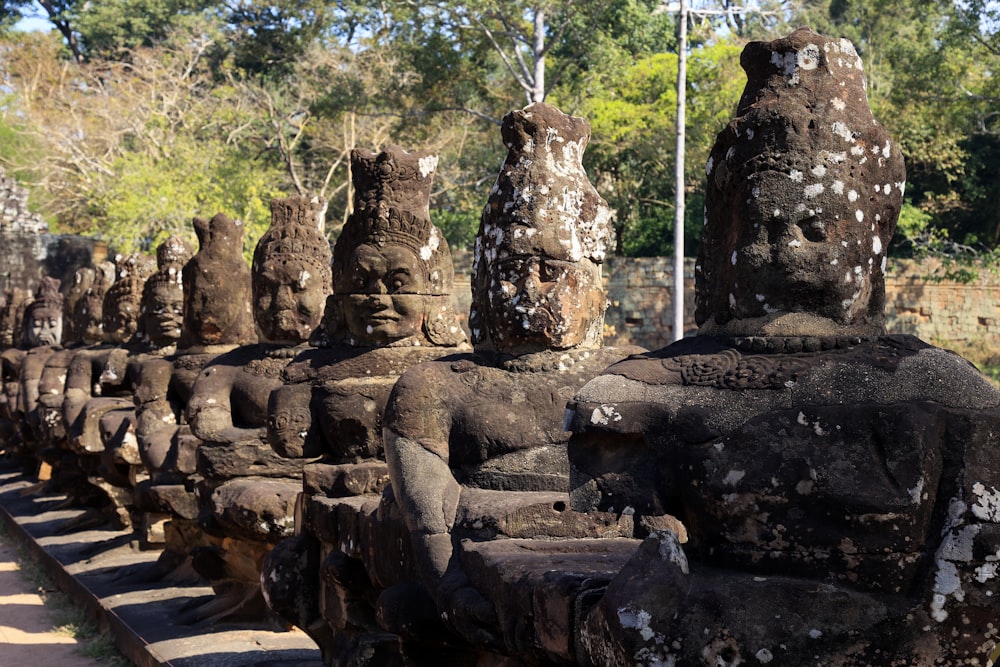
left=472, top=16, right=534, bottom=96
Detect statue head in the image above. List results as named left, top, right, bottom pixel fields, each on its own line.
left=22, top=277, right=63, bottom=347
left=139, top=236, right=191, bottom=349
left=181, top=213, right=256, bottom=348
left=102, top=253, right=156, bottom=343
left=62, top=267, right=93, bottom=345
left=470, top=103, right=613, bottom=353
left=74, top=261, right=115, bottom=345
left=696, top=28, right=905, bottom=337
left=324, top=145, right=466, bottom=348
left=0, top=287, right=29, bottom=349
left=266, top=382, right=320, bottom=458
left=252, top=195, right=332, bottom=345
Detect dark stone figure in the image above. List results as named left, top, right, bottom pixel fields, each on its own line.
left=260, top=145, right=468, bottom=662
left=567, top=28, right=1000, bottom=665
left=183, top=195, right=331, bottom=623
left=34, top=262, right=115, bottom=488
left=375, top=103, right=645, bottom=664
left=8, top=277, right=64, bottom=468
left=134, top=213, right=257, bottom=562
left=62, top=252, right=156, bottom=458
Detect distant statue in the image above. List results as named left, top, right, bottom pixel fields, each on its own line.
left=377, top=103, right=644, bottom=659
left=182, top=195, right=331, bottom=623
left=133, top=213, right=256, bottom=562
left=62, top=252, right=156, bottom=456
left=8, top=277, right=64, bottom=469
left=35, top=262, right=115, bottom=488
left=260, top=145, right=468, bottom=658
left=87, top=237, right=192, bottom=528
left=0, top=287, right=31, bottom=459
left=566, top=28, right=1000, bottom=665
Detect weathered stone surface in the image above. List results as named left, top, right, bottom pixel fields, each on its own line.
left=470, top=103, right=612, bottom=353
left=455, top=488, right=632, bottom=540
left=378, top=103, right=645, bottom=663
left=200, top=476, right=300, bottom=542
left=182, top=195, right=331, bottom=623
left=564, top=28, right=1000, bottom=666
left=260, top=147, right=469, bottom=655
left=302, top=462, right=390, bottom=498
left=458, top=538, right=640, bottom=664
left=698, top=28, right=905, bottom=338
left=197, top=438, right=313, bottom=480
left=181, top=213, right=256, bottom=348
left=22, top=276, right=63, bottom=347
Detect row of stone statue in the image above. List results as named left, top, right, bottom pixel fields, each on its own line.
left=2, top=28, right=1000, bottom=666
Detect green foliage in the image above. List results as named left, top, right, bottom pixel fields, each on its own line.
left=94, top=137, right=286, bottom=259
left=71, top=0, right=216, bottom=60
left=3, top=0, right=1000, bottom=263
left=556, top=38, right=741, bottom=256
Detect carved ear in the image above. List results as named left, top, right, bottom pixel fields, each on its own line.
left=423, top=299, right=467, bottom=347
left=312, top=294, right=346, bottom=347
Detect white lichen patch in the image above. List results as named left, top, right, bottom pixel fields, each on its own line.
left=723, top=470, right=745, bottom=486
left=972, top=482, right=1000, bottom=522
left=803, top=183, right=824, bottom=198
left=418, top=154, right=438, bottom=177
left=811, top=165, right=827, bottom=178
left=976, top=563, right=998, bottom=583
left=789, top=170, right=803, bottom=182
left=756, top=648, right=774, bottom=663
left=618, top=605, right=656, bottom=642
left=831, top=97, right=846, bottom=111
left=797, top=44, right=820, bottom=70
left=831, top=121, right=854, bottom=143
left=848, top=190, right=859, bottom=202
left=591, top=404, right=623, bottom=426
left=873, top=236, right=882, bottom=254
left=771, top=50, right=797, bottom=76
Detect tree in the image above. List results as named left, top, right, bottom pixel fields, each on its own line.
left=0, top=29, right=288, bottom=255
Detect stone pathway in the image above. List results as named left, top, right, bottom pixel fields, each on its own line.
left=0, top=539, right=104, bottom=667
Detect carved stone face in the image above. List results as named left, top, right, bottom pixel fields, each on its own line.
left=342, top=243, right=426, bottom=345
left=78, top=289, right=106, bottom=343
left=143, top=282, right=184, bottom=347
left=27, top=307, right=62, bottom=347
left=254, top=257, right=327, bottom=344
left=266, top=383, right=317, bottom=458
left=484, top=255, right=604, bottom=352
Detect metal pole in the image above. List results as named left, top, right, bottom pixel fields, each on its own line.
left=673, top=0, right=687, bottom=341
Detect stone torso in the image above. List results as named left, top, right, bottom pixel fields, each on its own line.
left=569, top=335, right=1000, bottom=593
left=392, top=346, right=643, bottom=492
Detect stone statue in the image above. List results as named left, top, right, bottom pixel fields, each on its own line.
left=0, top=286, right=30, bottom=458
left=375, top=103, right=645, bottom=660
left=566, top=28, right=1000, bottom=665
left=182, top=195, right=331, bottom=622
left=34, top=262, right=115, bottom=488
left=8, top=277, right=64, bottom=468
left=21, top=276, right=63, bottom=348
left=62, top=252, right=156, bottom=454
left=133, top=213, right=256, bottom=562
left=88, top=236, right=192, bottom=527
left=260, top=145, right=468, bottom=658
